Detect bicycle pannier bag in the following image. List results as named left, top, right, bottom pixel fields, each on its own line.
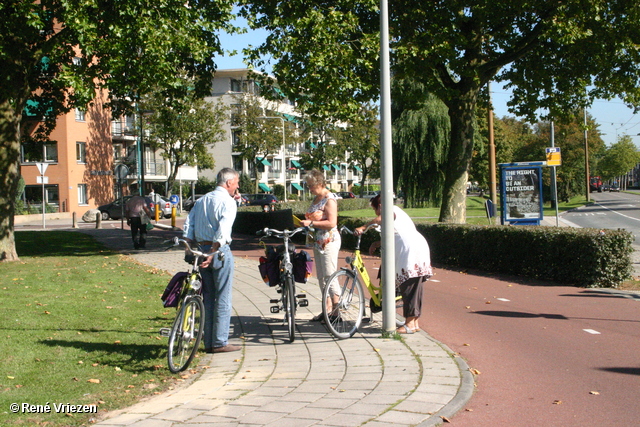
left=293, top=250, right=314, bottom=283
left=258, top=246, right=280, bottom=287
left=162, top=272, right=188, bottom=307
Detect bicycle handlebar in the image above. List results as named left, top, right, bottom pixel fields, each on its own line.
left=165, top=236, right=224, bottom=260
left=257, top=226, right=309, bottom=239
left=339, top=223, right=380, bottom=235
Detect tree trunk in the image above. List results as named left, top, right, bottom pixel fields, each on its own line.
left=439, top=91, right=479, bottom=223
left=0, top=99, right=22, bottom=261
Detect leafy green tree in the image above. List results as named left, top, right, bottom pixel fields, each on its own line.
left=0, top=0, right=234, bottom=261
left=141, top=88, right=228, bottom=194
left=391, top=79, right=450, bottom=208
left=331, top=103, right=380, bottom=196
left=239, top=0, right=640, bottom=223
left=598, top=136, right=640, bottom=182
left=231, top=94, right=300, bottom=192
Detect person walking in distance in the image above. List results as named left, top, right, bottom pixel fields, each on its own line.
left=183, top=168, right=240, bottom=353
left=125, top=194, right=152, bottom=250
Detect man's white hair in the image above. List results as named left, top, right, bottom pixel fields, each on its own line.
left=217, top=167, right=239, bottom=186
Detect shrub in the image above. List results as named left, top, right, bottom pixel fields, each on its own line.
left=418, top=223, right=633, bottom=288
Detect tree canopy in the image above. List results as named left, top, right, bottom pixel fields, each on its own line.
left=142, top=88, right=229, bottom=194
left=239, top=0, right=640, bottom=222
left=0, top=0, right=235, bottom=261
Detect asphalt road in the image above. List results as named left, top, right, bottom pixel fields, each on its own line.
left=419, top=214, right=640, bottom=427
left=564, top=190, right=640, bottom=246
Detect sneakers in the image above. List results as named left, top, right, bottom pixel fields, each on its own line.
left=205, top=344, right=241, bottom=354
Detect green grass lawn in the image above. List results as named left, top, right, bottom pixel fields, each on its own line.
left=0, top=232, right=199, bottom=427
left=341, top=195, right=587, bottom=225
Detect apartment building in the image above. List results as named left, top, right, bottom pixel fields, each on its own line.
left=20, top=92, right=115, bottom=215
left=204, top=69, right=363, bottom=197
left=17, top=68, right=361, bottom=216
left=19, top=91, right=192, bottom=217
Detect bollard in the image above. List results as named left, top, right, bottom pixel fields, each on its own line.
left=72, top=212, right=79, bottom=228
left=171, top=206, right=176, bottom=228
left=155, top=203, right=160, bottom=222
left=96, top=212, right=102, bottom=229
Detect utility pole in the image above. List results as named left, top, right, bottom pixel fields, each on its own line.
left=488, top=82, right=497, bottom=221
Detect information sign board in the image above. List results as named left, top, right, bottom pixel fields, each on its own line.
left=500, top=165, right=544, bottom=225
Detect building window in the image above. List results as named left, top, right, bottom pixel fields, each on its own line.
left=20, top=142, right=58, bottom=163
left=232, top=130, right=241, bottom=150
left=76, top=141, right=86, bottom=163
left=230, top=79, right=242, bottom=92
left=44, top=143, right=58, bottom=162
left=272, top=159, right=282, bottom=174
left=113, top=144, right=123, bottom=162
left=75, top=108, right=86, bottom=122
left=78, top=184, right=88, bottom=205
left=232, top=155, right=243, bottom=173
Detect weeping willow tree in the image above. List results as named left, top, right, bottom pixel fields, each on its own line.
left=392, top=79, right=450, bottom=208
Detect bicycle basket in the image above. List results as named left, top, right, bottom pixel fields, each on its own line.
left=292, top=250, right=313, bottom=283
left=161, top=272, right=188, bottom=308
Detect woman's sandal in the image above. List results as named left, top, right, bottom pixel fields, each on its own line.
left=396, top=325, right=415, bottom=334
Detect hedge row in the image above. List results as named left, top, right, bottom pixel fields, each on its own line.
left=338, top=218, right=634, bottom=288
left=237, top=197, right=372, bottom=214
left=420, top=223, right=634, bottom=287
left=235, top=205, right=633, bottom=288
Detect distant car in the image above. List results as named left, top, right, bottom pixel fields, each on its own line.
left=610, top=184, right=620, bottom=192
left=359, top=191, right=379, bottom=199
left=244, top=193, right=279, bottom=208
left=337, top=191, right=356, bottom=199
left=153, top=197, right=173, bottom=218
left=183, top=194, right=204, bottom=211
left=602, top=184, right=610, bottom=192
left=98, top=196, right=172, bottom=220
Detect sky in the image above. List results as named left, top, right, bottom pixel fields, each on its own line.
left=215, top=27, right=640, bottom=149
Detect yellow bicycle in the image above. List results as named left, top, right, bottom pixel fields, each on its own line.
left=322, top=224, right=391, bottom=339
left=160, top=237, right=222, bottom=372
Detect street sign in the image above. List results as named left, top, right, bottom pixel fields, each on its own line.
left=169, top=195, right=180, bottom=205
left=545, top=147, right=562, bottom=166
left=36, top=176, right=49, bottom=184
left=114, top=164, right=129, bottom=181
left=36, top=162, right=49, bottom=175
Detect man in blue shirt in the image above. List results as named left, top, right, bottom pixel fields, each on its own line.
left=183, top=168, right=240, bottom=353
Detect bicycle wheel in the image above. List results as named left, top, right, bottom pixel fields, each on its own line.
left=323, top=270, right=364, bottom=339
left=167, top=295, right=204, bottom=373
left=283, top=274, right=296, bottom=342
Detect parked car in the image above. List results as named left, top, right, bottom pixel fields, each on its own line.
left=153, top=197, right=173, bottom=218
left=98, top=196, right=171, bottom=220
left=359, top=191, right=379, bottom=199
left=336, top=191, right=356, bottom=199
left=610, top=184, right=620, bottom=192
left=183, top=194, right=204, bottom=211
left=243, top=193, right=279, bottom=208
left=602, top=184, right=611, bottom=192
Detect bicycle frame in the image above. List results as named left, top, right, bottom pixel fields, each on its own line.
left=258, top=226, right=310, bottom=342
left=341, top=225, right=383, bottom=308
left=161, top=237, right=222, bottom=372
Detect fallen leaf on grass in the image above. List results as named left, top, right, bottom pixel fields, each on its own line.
left=88, top=379, right=101, bottom=384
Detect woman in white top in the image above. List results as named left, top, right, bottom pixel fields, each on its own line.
left=300, top=169, right=342, bottom=321
left=355, top=194, right=432, bottom=333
